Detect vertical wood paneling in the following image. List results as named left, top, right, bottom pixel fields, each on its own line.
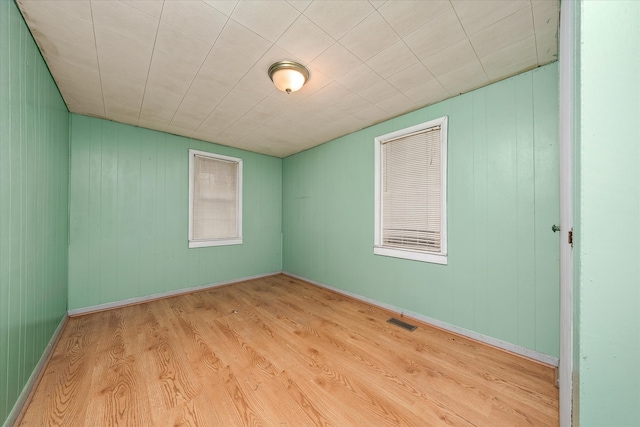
left=0, top=2, right=70, bottom=424
left=68, top=116, right=283, bottom=310
left=283, top=63, right=560, bottom=358
left=485, top=78, right=519, bottom=345
left=515, top=73, right=536, bottom=351
left=533, top=66, right=560, bottom=358
left=449, top=95, right=475, bottom=330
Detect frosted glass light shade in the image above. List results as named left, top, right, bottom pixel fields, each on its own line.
left=268, top=61, right=309, bottom=94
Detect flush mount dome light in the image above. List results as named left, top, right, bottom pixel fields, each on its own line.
left=268, top=61, right=309, bottom=94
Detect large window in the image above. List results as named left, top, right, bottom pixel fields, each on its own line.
left=189, top=149, right=242, bottom=248
left=374, top=116, right=448, bottom=264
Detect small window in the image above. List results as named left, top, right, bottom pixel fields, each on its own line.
left=189, top=149, right=242, bottom=248
left=374, top=116, right=448, bottom=264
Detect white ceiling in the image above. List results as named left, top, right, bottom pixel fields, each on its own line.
left=17, top=0, right=559, bottom=158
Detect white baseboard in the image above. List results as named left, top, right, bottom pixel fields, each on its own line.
left=4, top=315, right=68, bottom=427
left=283, top=272, right=559, bottom=367
left=68, top=271, right=282, bottom=317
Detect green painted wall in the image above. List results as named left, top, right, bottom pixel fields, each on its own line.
left=68, top=115, right=282, bottom=310
left=283, top=63, right=560, bottom=358
left=577, top=1, right=640, bottom=425
left=0, top=1, right=70, bottom=424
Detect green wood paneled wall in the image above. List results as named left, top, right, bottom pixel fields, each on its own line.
left=578, top=1, right=640, bottom=425
left=283, top=63, right=560, bottom=358
left=68, top=115, right=282, bottom=310
left=0, top=2, right=70, bottom=423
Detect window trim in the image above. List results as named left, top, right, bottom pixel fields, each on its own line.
left=374, top=116, right=448, bottom=265
left=188, top=149, right=243, bottom=248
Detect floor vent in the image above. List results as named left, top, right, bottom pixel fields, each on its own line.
left=387, top=317, right=417, bottom=331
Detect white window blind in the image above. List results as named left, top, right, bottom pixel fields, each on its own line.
left=374, top=116, right=447, bottom=264
left=189, top=150, right=242, bottom=248
left=381, top=127, right=441, bottom=252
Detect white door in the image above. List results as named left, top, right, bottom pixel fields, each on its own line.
left=558, top=0, right=575, bottom=425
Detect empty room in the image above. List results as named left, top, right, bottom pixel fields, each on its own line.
left=1, top=0, right=638, bottom=426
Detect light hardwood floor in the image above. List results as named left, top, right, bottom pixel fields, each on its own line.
left=19, top=274, right=558, bottom=426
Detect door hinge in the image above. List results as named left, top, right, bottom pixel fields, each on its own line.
left=568, top=228, right=573, bottom=247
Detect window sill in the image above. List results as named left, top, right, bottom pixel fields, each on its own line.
left=189, top=238, right=243, bottom=248
left=374, top=246, right=447, bottom=265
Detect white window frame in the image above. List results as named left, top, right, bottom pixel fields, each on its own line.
left=374, top=116, right=448, bottom=264
left=188, top=149, right=243, bottom=248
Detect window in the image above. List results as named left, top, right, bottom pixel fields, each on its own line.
left=189, top=149, right=242, bottom=248
left=374, top=116, right=448, bottom=264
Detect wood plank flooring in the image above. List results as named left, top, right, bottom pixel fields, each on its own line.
left=18, top=274, right=558, bottom=426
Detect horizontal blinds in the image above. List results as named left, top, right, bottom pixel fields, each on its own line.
left=192, top=155, right=238, bottom=240
left=381, top=126, right=441, bottom=252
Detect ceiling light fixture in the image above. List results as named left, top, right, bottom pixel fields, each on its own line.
left=268, top=61, right=309, bottom=94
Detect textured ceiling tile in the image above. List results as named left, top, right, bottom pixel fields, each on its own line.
left=161, top=1, right=228, bottom=44
left=376, top=92, right=415, bottom=115
left=53, top=72, right=103, bottom=111
left=46, top=56, right=102, bottom=116
left=266, top=109, right=308, bottom=130
left=300, top=81, right=349, bottom=110
left=422, top=39, right=478, bottom=77
left=404, top=9, right=467, bottom=61
left=535, top=27, right=558, bottom=65
left=155, top=23, right=212, bottom=66
left=207, top=87, right=263, bottom=125
left=140, top=51, right=203, bottom=127
left=231, top=0, right=300, bottom=42
left=357, top=79, right=398, bottom=104
left=166, top=71, right=235, bottom=135
left=102, top=86, right=145, bottom=124
left=402, top=78, right=450, bottom=107
left=339, top=11, right=399, bottom=62
left=119, top=0, right=164, bottom=18
left=241, top=128, right=295, bottom=157
left=287, top=0, right=312, bottom=13
left=55, top=81, right=105, bottom=117
left=20, top=0, right=561, bottom=158
left=337, top=63, right=383, bottom=93
left=201, top=20, right=272, bottom=85
left=217, top=116, right=263, bottom=141
left=276, top=15, right=335, bottom=63
left=303, top=0, right=373, bottom=40
left=91, top=1, right=159, bottom=45
left=332, top=93, right=370, bottom=116
left=194, top=101, right=251, bottom=141
left=243, top=97, right=289, bottom=124
left=202, top=1, right=239, bottom=17
left=469, top=6, right=534, bottom=58
left=99, top=68, right=146, bottom=121
left=237, top=65, right=278, bottom=97
left=94, top=24, right=151, bottom=59
left=45, top=41, right=99, bottom=76
left=167, top=75, right=231, bottom=135
left=368, top=0, right=387, bottom=10
left=437, top=60, right=489, bottom=96
left=532, top=0, right=559, bottom=33
left=352, top=104, right=387, bottom=123
left=481, top=35, right=537, bottom=81
left=378, top=0, right=451, bottom=38
left=94, top=27, right=152, bottom=78
left=18, top=1, right=95, bottom=51
left=310, top=42, right=362, bottom=79
left=386, top=62, right=434, bottom=93
left=366, top=40, right=419, bottom=79
left=19, top=0, right=92, bottom=23
left=452, top=0, right=529, bottom=36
